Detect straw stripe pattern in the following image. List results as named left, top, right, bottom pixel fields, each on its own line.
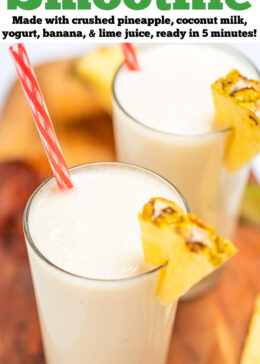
left=9, top=44, right=73, bottom=191
left=121, top=43, right=139, bottom=71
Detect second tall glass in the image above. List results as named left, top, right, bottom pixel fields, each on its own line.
left=112, top=44, right=259, bottom=298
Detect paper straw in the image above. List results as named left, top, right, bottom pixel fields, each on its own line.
left=121, top=43, right=139, bottom=71
left=9, top=44, right=73, bottom=191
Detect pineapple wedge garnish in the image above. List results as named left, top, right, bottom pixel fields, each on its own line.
left=76, top=46, right=124, bottom=113
left=211, top=70, right=260, bottom=172
left=139, top=197, right=237, bottom=305
left=240, top=295, right=260, bottom=364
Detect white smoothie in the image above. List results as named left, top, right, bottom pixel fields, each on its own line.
left=114, top=44, right=258, bottom=135
left=25, top=163, right=187, bottom=364
left=112, top=44, right=259, bottom=298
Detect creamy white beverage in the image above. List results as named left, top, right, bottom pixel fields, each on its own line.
left=24, top=163, right=188, bottom=364
left=112, top=44, right=259, bottom=297
left=113, top=44, right=258, bottom=136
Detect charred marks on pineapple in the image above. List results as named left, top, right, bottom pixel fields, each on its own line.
left=188, top=214, right=207, bottom=229
left=151, top=199, right=177, bottom=221
left=226, top=78, right=234, bottom=85
left=186, top=239, right=206, bottom=253
left=163, top=207, right=176, bottom=214
left=152, top=206, right=176, bottom=221
left=229, top=77, right=259, bottom=97
left=249, top=115, right=259, bottom=126
left=184, top=226, right=213, bottom=253
left=230, top=86, right=253, bottom=97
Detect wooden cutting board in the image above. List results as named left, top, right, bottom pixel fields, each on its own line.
left=0, top=60, right=260, bottom=364
left=0, top=164, right=259, bottom=364
left=0, top=58, right=115, bottom=173
left=1, top=215, right=259, bottom=364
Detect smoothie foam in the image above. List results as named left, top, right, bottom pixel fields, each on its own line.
left=28, top=163, right=181, bottom=279
left=114, top=44, right=258, bottom=135
left=25, top=163, right=184, bottom=364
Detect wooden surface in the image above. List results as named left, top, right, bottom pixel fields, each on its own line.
left=0, top=59, right=260, bottom=364
left=0, top=59, right=115, bottom=172
left=0, top=164, right=259, bottom=364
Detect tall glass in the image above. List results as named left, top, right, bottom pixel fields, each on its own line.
left=112, top=44, right=259, bottom=299
left=23, top=162, right=189, bottom=364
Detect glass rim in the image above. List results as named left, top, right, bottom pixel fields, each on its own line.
left=23, top=161, right=190, bottom=284
left=112, top=43, right=260, bottom=138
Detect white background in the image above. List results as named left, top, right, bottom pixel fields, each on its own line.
left=0, top=0, right=260, bottom=43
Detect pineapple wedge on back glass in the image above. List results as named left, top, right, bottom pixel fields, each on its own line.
left=212, top=69, right=260, bottom=172
left=112, top=44, right=260, bottom=299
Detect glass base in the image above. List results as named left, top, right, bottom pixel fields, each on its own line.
left=181, top=267, right=223, bottom=301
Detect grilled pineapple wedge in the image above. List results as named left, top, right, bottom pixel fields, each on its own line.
left=240, top=295, right=260, bottom=364
left=76, top=46, right=124, bottom=113
left=211, top=70, right=260, bottom=172
left=139, top=197, right=237, bottom=305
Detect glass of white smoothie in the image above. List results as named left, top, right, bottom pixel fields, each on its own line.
left=112, top=44, right=259, bottom=299
left=23, top=162, right=189, bottom=364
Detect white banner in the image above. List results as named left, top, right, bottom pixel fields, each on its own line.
left=0, top=0, right=260, bottom=43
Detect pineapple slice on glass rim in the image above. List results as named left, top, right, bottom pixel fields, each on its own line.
left=139, top=197, right=237, bottom=305
left=211, top=69, right=260, bottom=172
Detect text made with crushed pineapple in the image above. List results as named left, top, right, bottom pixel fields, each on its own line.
left=0, top=14, right=258, bottom=42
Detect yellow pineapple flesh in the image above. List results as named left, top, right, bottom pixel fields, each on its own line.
left=211, top=69, right=260, bottom=172
left=240, top=295, right=260, bottom=364
left=139, top=197, right=237, bottom=305
left=76, top=46, right=124, bottom=113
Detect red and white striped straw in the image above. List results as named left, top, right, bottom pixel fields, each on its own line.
left=9, top=44, right=73, bottom=191
left=121, top=43, right=139, bottom=71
